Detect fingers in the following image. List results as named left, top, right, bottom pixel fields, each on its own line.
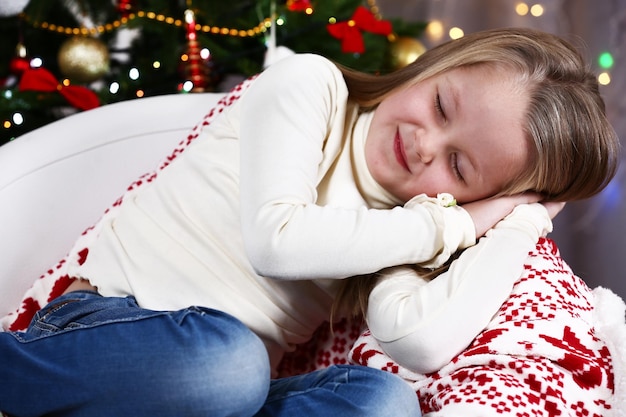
left=508, top=192, right=542, bottom=205
left=542, top=201, right=566, bottom=219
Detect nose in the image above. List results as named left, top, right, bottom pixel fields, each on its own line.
left=415, top=134, right=438, bottom=164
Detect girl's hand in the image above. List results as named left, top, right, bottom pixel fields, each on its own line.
left=542, top=201, right=566, bottom=220
left=462, top=193, right=542, bottom=239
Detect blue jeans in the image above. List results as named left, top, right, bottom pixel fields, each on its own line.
left=0, top=291, right=421, bottom=417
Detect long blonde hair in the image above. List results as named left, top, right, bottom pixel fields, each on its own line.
left=332, top=27, right=621, bottom=320
left=338, top=27, right=620, bottom=202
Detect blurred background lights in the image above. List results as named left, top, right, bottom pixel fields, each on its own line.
left=598, top=72, right=611, bottom=85
left=200, top=48, right=210, bottom=60
left=516, top=3, right=529, bottom=15
left=449, top=27, right=464, bottom=39
left=515, top=3, right=544, bottom=17
left=152, top=61, right=161, bottom=69
left=129, top=67, right=140, bottom=80
left=426, top=20, right=444, bottom=41
left=12, top=113, right=24, bottom=125
left=530, top=4, right=544, bottom=16
left=109, top=82, right=120, bottom=94
left=30, top=57, right=43, bottom=68
left=182, top=80, right=194, bottom=92
left=598, top=51, right=614, bottom=69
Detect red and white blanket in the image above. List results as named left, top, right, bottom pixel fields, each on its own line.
left=350, top=238, right=625, bottom=416
left=2, top=79, right=623, bottom=416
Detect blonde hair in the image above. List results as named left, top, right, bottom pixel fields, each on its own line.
left=332, top=27, right=621, bottom=320
left=338, top=27, right=620, bottom=202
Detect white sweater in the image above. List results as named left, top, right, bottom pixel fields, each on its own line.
left=367, top=203, right=553, bottom=374
left=68, top=54, right=493, bottom=372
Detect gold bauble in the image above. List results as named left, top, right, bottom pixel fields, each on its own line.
left=58, top=37, right=110, bottom=83
left=389, top=37, right=427, bottom=70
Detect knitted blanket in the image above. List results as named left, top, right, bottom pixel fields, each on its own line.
left=349, top=237, right=625, bottom=416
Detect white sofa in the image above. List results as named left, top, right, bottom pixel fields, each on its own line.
left=0, top=93, right=223, bottom=319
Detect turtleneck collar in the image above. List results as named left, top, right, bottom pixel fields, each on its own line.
left=351, top=110, right=404, bottom=209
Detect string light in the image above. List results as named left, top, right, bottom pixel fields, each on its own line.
left=129, top=67, right=140, bottom=80
left=425, top=20, right=444, bottom=41
left=530, top=4, right=544, bottom=17
left=182, top=80, right=194, bottom=92
left=22, top=11, right=270, bottom=38
left=449, top=27, right=464, bottom=40
left=21, top=1, right=383, bottom=40
left=365, top=0, right=383, bottom=20
left=109, top=82, right=120, bottom=94
left=598, top=72, right=611, bottom=85
left=598, top=51, right=614, bottom=69
left=30, top=57, right=43, bottom=68
left=515, top=3, right=544, bottom=17
left=13, top=113, right=24, bottom=125
left=515, top=3, right=530, bottom=15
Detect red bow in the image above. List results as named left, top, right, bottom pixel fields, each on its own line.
left=326, top=6, right=392, bottom=54
left=287, top=0, right=311, bottom=12
left=19, top=67, right=100, bottom=111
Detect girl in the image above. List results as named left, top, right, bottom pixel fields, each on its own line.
left=0, top=28, right=618, bottom=417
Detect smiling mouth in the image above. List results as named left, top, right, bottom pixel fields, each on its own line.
left=394, top=130, right=411, bottom=172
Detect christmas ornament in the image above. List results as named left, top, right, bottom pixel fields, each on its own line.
left=0, top=0, right=29, bottom=16
left=388, top=36, right=426, bottom=69
left=183, top=9, right=211, bottom=92
left=327, top=6, right=392, bottom=54
left=19, top=67, right=100, bottom=111
left=57, top=37, right=110, bottom=84
left=10, top=43, right=30, bottom=76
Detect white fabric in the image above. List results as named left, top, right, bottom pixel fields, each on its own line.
left=367, top=203, right=553, bottom=374
left=592, top=286, right=626, bottom=417
left=0, top=93, right=221, bottom=319
left=65, top=54, right=475, bottom=371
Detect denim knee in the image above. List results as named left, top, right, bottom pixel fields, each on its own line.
left=154, top=308, right=271, bottom=416
left=344, top=365, right=421, bottom=417
left=260, top=364, right=420, bottom=417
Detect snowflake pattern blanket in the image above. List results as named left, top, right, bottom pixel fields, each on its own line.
left=349, top=237, right=625, bottom=416
left=2, top=78, right=624, bottom=417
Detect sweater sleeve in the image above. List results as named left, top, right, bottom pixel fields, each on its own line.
left=365, top=203, right=553, bottom=374
left=238, top=54, right=475, bottom=280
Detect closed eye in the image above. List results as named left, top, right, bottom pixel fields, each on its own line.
left=451, top=153, right=464, bottom=182
left=435, top=93, right=445, bottom=119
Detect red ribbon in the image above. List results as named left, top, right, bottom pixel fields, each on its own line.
left=19, top=67, right=100, bottom=111
left=326, top=6, right=392, bottom=54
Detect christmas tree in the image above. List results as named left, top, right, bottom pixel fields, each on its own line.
left=0, top=0, right=426, bottom=144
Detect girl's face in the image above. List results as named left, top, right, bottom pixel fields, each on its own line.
left=365, top=65, right=531, bottom=204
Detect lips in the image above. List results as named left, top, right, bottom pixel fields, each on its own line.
left=393, top=130, right=411, bottom=172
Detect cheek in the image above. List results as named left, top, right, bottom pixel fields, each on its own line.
left=399, top=173, right=449, bottom=201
